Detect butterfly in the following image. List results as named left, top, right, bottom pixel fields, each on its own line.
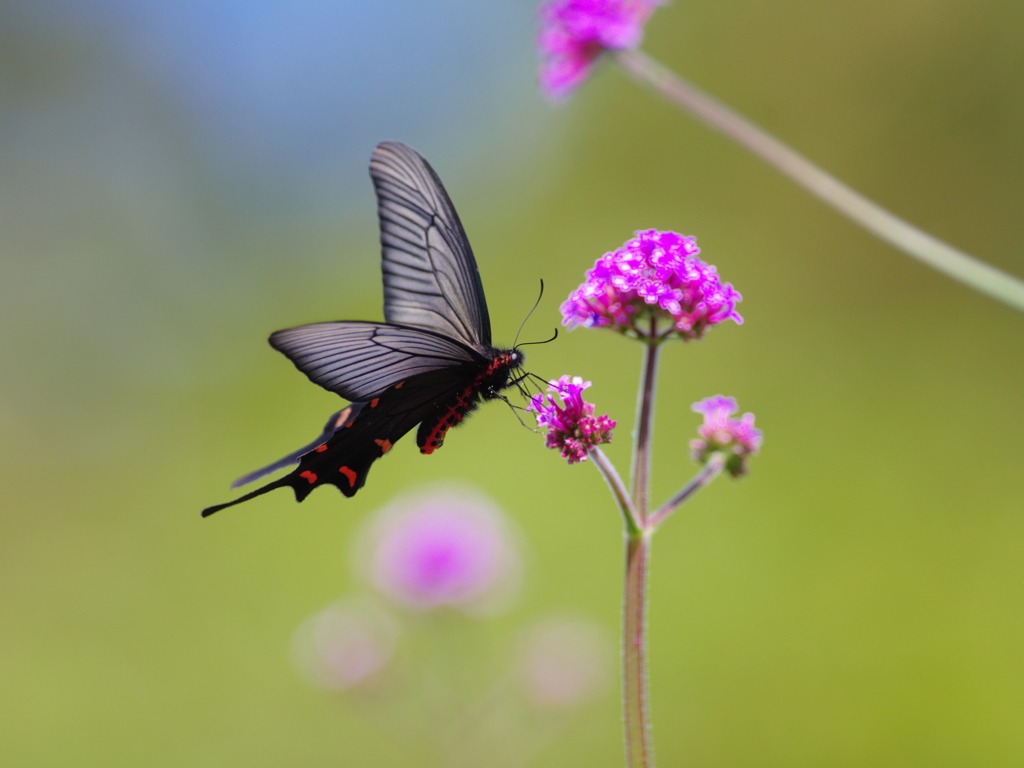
left=202, top=141, right=527, bottom=517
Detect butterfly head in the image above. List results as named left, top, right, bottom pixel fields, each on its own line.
left=478, top=348, right=525, bottom=401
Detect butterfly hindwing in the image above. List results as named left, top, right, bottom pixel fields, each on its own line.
left=284, top=392, right=426, bottom=501
left=229, top=404, right=366, bottom=489
left=201, top=366, right=483, bottom=517
left=371, top=141, right=492, bottom=349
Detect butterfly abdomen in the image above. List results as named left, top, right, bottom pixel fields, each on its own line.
left=416, top=347, right=520, bottom=454
left=417, top=377, right=485, bottom=454
left=418, top=399, right=472, bottom=454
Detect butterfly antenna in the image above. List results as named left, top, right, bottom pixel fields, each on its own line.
left=515, top=327, right=558, bottom=348
left=513, top=279, right=546, bottom=349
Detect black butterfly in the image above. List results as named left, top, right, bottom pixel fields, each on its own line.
left=202, top=141, right=526, bottom=517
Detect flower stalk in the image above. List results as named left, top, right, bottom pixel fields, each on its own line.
left=611, top=47, right=1024, bottom=313
left=590, top=446, right=641, bottom=534
left=532, top=224, right=758, bottom=768
left=623, top=529, right=653, bottom=768
left=647, top=452, right=725, bottom=530
left=630, top=322, right=661, bottom=524
left=621, top=322, right=660, bottom=767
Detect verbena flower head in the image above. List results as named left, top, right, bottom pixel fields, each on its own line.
left=690, top=395, right=762, bottom=477
left=561, top=229, right=743, bottom=340
left=360, top=487, right=522, bottom=615
left=537, top=0, right=660, bottom=100
left=528, top=376, right=616, bottom=464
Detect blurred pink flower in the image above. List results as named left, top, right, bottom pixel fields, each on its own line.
left=527, top=376, right=616, bottom=464
left=561, top=229, right=743, bottom=340
left=360, top=487, right=522, bottom=615
left=290, top=598, right=399, bottom=691
left=690, top=395, right=762, bottom=477
left=538, top=0, right=660, bottom=99
left=519, top=617, right=611, bottom=707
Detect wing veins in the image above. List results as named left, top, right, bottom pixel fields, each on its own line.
left=371, top=141, right=491, bottom=347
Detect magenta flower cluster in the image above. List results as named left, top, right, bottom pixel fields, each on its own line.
left=690, top=395, right=762, bottom=477
left=537, top=0, right=659, bottom=100
left=560, top=230, right=743, bottom=340
left=528, top=376, right=616, bottom=464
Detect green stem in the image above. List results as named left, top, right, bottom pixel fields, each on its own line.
left=647, top=452, right=726, bottom=531
left=630, top=327, right=661, bottom=525
left=623, top=531, right=653, bottom=768
left=622, top=326, right=661, bottom=768
left=591, top=446, right=642, bottom=535
left=612, top=48, right=1024, bottom=313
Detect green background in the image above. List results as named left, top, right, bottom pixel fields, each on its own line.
left=2, top=0, right=1023, bottom=765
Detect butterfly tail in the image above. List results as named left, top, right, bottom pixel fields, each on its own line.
left=201, top=475, right=295, bottom=517
left=230, top=406, right=363, bottom=489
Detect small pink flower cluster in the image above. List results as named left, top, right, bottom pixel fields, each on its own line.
left=528, top=376, right=616, bottom=464
left=560, top=230, right=743, bottom=340
left=537, top=0, right=659, bottom=99
left=690, top=395, right=762, bottom=477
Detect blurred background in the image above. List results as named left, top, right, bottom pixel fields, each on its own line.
left=2, top=0, right=1023, bottom=765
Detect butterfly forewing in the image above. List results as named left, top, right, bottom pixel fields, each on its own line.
left=270, top=321, right=479, bottom=401
left=371, top=141, right=492, bottom=348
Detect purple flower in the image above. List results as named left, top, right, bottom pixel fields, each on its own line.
left=527, top=376, right=616, bottom=464
left=290, top=598, right=399, bottom=691
left=538, top=0, right=660, bottom=100
left=560, top=229, right=743, bottom=341
left=360, top=487, right=522, bottom=615
left=690, top=395, right=762, bottom=477
left=519, top=617, right=611, bottom=707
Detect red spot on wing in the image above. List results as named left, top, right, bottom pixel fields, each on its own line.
left=374, top=439, right=393, bottom=454
left=315, top=444, right=328, bottom=453
left=370, top=398, right=380, bottom=408
left=334, top=407, right=352, bottom=429
left=299, top=471, right=318, bottom=484
left=338, top=466, right=358, bottom=487
left=394, top=381, right=405, bottom=389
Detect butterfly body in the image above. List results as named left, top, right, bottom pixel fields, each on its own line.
left=202, top=143, right=525, bottom=517
left=417, top=347, right=522, bottom=454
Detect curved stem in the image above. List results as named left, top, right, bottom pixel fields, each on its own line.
left=591, top=447, right=642, bottom=535
left=613, top=48, right=1024, bottom=313
left=623, top=531, right=653, bottom=768
left=647, top=452, right=726, bottom=530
